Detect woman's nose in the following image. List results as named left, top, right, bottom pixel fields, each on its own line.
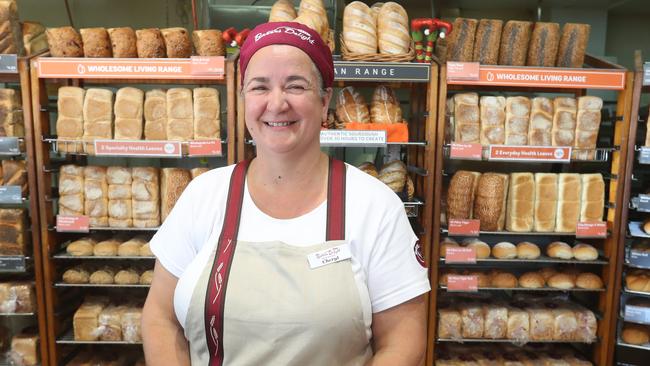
left=266, top=87, right=289, bottom=113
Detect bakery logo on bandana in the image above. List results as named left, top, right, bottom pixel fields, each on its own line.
left=254, top=26, right=316, bottom=45
left=414, top=240, right=426, bottom=268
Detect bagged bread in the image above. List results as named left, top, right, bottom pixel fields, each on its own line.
left=498, top=21, right=532, bottom=66
left=370, top=85, right=401, bottom=124
left=526, top=22, right=560, bottom=67
left=447, top=18, right=477, bottom=62
left=166, top=88, right=193, bottom=140
left=556, top=23, right=590, bottom=68
left=336, top=86, right=369, bottom=123
left=528, top=97, right=553, bottom=146
left=573, top=96, right=602, bottom=160
left=193, top=87, right=221, bottom=140
left=107, top=27, right=137, bottom=58
left=121, top=307, right=143, bottom=342
left=57, top=86, right=85, bottom=153
left=474, top=173, right=509, bottom=231
left=552, top=97, right=577, bottom=146
left=377, top=2, right=410, bottom=54
left=144, top=89, right=167, bottom=140
left=192, top=29, right=225, bottom=56
left=447, top=170, right=481, bottom=220
left=342, top=1, right=377, bottom=54
left=472, top=19, right=502, bottom=64
left=136, top=28, right=166, bottom=58
left=269, top=0, right=297, bottom=22
left=161, top=168, right=191, bottom=222
left=114, top=87, right=144, bottom=140
left=479, top=96, right=506, bottom=145
left=132, top=167, right=160, bottom=227
left=46, top=26, right=83, bottom=57
left=80, top=27, right=112, bottom=58
left=453, top=92, right=479, bottom=143
left=161, top=27, right=191, bottom=58
left=82, top=88, right=113, bottom=154
left=505, top=97, right=531, bottom=145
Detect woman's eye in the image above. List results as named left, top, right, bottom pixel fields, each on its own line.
left=250, top=86, right=267, bottom=92
left=287, top=85, right=306, bottom=91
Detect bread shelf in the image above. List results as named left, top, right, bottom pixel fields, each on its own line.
left=623, top=288, right=650, bottom=298
left=52, top=226, right=159, bottom=232
left=436, top=337, right=597, bottom=344
left=439, top=256, right=608, bottom=265
left=0, top=312, right=35, bottom=316
left=54, top=283, right=149, bottom=288
left=56, top=330, right=142, bottom=345
left=52, top=252, right=154, bottom=260
left=438, top=286, right=605, bottom=292
left=617, top=339, right=650, bottom=351
left=441, top=228, right=609, bottom=238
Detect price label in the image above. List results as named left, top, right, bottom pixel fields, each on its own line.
left=576, top=221, right=607, bottom=238
left=0, top=54, right=17, bottom=73
left=445, top=247, right=477, bottom=264
left=629, top=250, right=650, bottom=269
left=94, top=140, right=182, bottom=157
left=188, top=140, right=222, bottom=156
left=56, top=215, right=89, bottom=233
left=644, top=62, right=650, bottom=86
left=638, top=195, right=650, bottom=213
left=624, top=305, right=650, bottom=325
left=0, top=186, right=22, bottom=204
left=447, top=62, right=480, bottom=81
left=190, top=56, right=225, bottom=76
left=488, top=145, right=571, bottom=163
left=640, top=147, right=650, bottom=165
left=0, top=137, right=20, bottom=155
left=448, top=219, right=480, bottom=236
left=320, top=130, right=386, bottom=147
left=447, top=275, right=478, bottom=292
left=449, top=143, right=482, bottom=160
left=0, top=256, right=25, bottom=272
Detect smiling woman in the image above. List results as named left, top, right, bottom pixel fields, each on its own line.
left=142, top=21, right=430, bottom=366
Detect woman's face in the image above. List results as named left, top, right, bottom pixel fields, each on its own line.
left=243, top=44, right=332, bottom=155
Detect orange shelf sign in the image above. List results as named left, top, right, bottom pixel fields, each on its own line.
left=448, top=64, right=625, bottom=90
left=488, top=145, right=571, bottom=162
left=450, top=142, right=482, bottom=160
left=576, top=221, right=608, bottom=238
left=445, top=247, right=477, bottom=264
left=56, top=215, right=89, bottom=233
left=94, top=140, right=182, bottom=157
left=448, top=219, right=480, bottom=236
left=36, top=57, right=225, bottom=80
left=447, top=275, right=479, bottom=292
left=188, top=140, right=222, bottom=156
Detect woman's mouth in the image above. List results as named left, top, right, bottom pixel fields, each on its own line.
left=264, top=121, right=297, bottom=127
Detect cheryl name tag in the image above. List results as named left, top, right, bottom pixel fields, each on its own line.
left=307, top=244, right=352, bottom=269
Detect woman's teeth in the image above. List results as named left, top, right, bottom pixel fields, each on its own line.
left=265, top=121, right=296, bottom=127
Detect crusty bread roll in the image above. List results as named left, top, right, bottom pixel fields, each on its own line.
left=519, top=272, right=545, bottom=288
left=516, top=241, right=540, bottom=259
left=90, top=267, right=115, bottom=284
left=547, top=241, right=573, bottom=259
left=63, top=266, right=90, bottom=284
left=539, top=267, right=557, bottom=281
left=140, top=270, right=153, bottom=285
left=621, top=323, right=650, bottom=345
left=46, top=26, right=83, bottom=57
left=80, top=28, right=112, bottom=58
left=342, top=1, right=377, bottom=54
left=66, top=237, right=96, bottom=256
left=644, top=219, right=650, bottom=235
left=192, top=29, right=225, bottom=56
left=468, top=271, right=490, bottom=288
left=115, top=269, right=139, bottom=285
left=336, top=86, right=369, bottom=123
left=161, top=27, right=191, bottom=58
left=107, top=27, right=137, bottom=58
left=576, top=273, right=603, bottom=289
left=474, top=173, right=509, bottom=231
left=439, top=237, right=459, bottom=258
left=378, top=160, right=407, bottom=193
left=117, top=237, right=146, bottom=257
left=357, top=162, right=378, bottom=178
left=490, top=271, right=517, bottom=288
left=547, top=273, right=575, bottom=289
left=269, top=0, right=297, bottom=22
left=506, top=172, right=534, bottom=232
left=572, top=243, right=598, bottom=261
left=492, top=242, right=516, bottom=259
left=136, top=28, right=166, bottom=58
left=377, top=2, right=410, bottom=54
left=446, top=170, right=481, bottom=220
left=463, top=239, right=490, bottom=259
left=370, top=85, right=402, bottom=124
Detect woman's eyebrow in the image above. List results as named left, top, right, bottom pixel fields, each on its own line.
left=245, top=77, right=269, bottom=87
left=286, top=75, right=311, bottom=84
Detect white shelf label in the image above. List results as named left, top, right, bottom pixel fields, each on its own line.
left=320, top=130, right=386, bottom=147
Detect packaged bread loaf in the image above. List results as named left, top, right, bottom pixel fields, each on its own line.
left=132, top=167, right=160, bottom=228
left=82, top=88, right=113, bottom=154
left=506, top=304, right=530, bottom=341
left=437, top=306, right=462, bottom=339
left=447, top=170, right=481, bottom=220
left=474, top=173, right=509, bottom=231
left=472, top=19, right=502, bottom=64
left=506, top=172, right=534, bottom=232
left=498, top=21, right=532, bottom=66
left=556, top=173, right=581, bottom=232
left=579, top=173, right=604, bottom=222
left=84, top=166, right=108, bottom=227
left=569, top=303, right=597, bottom=342
left=505, top=97, right=531, bottom=145
left=107, top=27, right=137, bottom=58
left=460, top=302, right=484, bottom=338
left=98, top=305, right=125, bottom=341
left=527, top=304, right=554, bottom=341
left=528, top=97, right=553, bottom=146
left=2, top=160, right=27, bottom=194
left=135, top=28, right=166, bottom=58
left=166, top=88, right=193, bottom=141
left=447, top=18, right=477, bottom=62
left=479, top=96, right=506, bottom=145
left=9, top=333, right=38, bottom=366
left=454, top=92, right=480, bottom=143
left=526, top=22, right=560, bottom=66
left=552, top=97, right=577, bottom=146
left=573, top=96, right=602, bottom=160
left=377, top=2, right=410, bottom=54
left=161, top=27, right=191, bottom=58
left=342, top=1, right=377, bottom=54
left=269, top=0, right=297, bottom=22
left=193, top=88, right=221, bottom=140
left=144, top=89, right=167, bottom=140
left=556, top=23, right=590, bottom=68
left=336, top=86, right=369, bottom=123
left=80, top=27, right=112, bottom=58
left=121, top=307, right=143, bottom=342
left=58, top=165, right=84, bottom=216
left=74, top=301, right=107, bottom=341
left=533, top=173, right=558, bottom=232
left=22, top=21, right=47, bottom=56
left=483, top=303, right=508, bottom=339
left=0, top=1, right=23, bottom=55
left=192, top=29, right=225, bottom=56
left=46, top=26, right=83, bottom=57
left=161, top=168, right=191, bottom=222
left=56, top=86, right=85, bottom=153
left=370, top=85, right=402, bottom=124
left=0, top=88, right=23, bottom=138
left=0, top=209, right=25, bottom=255
left=114, top=87, right=144, bottom=140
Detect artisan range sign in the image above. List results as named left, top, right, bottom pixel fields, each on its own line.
left=333, top=61, right=430, bottom=82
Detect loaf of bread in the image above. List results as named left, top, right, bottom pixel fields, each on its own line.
left=580, top=173, right=604, bottom=222
left=121, top=307, right=143, bottom=342
left=454, top=92, right=480, bottom=143
left=483, top=303, right=508, bottom=339
left=114, top=87, right=144, bottom=140
left=460, top=302, right=484, bottom=338
left=627, top=270, right=650, bottom=292
left=528, top=97, right=553, bottom=146
left=297, top=0, right=328, bottom=40
left=447, top=18, right=477, bottom=62
left=342, top=1, right=377, bottom=54
left=82, top=88, right=113, bottom=154
left=492, top=242, right=516, bottom=259
left=336, top=86, right=369, bottom=123
left=74, top=302, right=106, bottom=341
left=140, top=270, right=153, bottom=285
left=192, top=29, right=225, bottom=56
left=0, top=1, right=23, bottom=55
left=447, top=170, right=481, bottom=220
left=0, top=209, right=25, bottom=255
left=144, top=89, right=167, bottom=140
left=0, top=88, right=22, bottom=138
left=556, top=173, right=581, bottom=232
left=98, top=305, right=125, bottom=341
left=269, top=0, right=297, bottom=22
left=377, top=160, right=407, bottom=193
left=552, top=97, right=577, bottom=146
left=21, top=21, right=47, bottom=56
left=115, top=269, right=139, bottom=285
left=556, top=23, right=590, bottom=68
left=9, top=333, right=38, bottom=366
left=533, top=173, right=557, bottom=232
left=479, top=96, right=506, bottom=145
left=132, top=167, right=160, bottom=227
left=377, top=2, right=410, bottom=54
left=506, top=172, right=534, bottom=232
left=573, top=96, right=603, bottom=160
left=438, top=307, right=462, bottom=339
left=166, top=88, right=193, bottom=141
left=80, top=27, right=111, bottom=58
left=90, top=266, right=115, bottom=283
left=570, top=303, right=598, bottom=342
left=117, top=236, right=145, bottom=256
left=507, top=305, right=530, bottom=341
left=516, top=241, right=540, bottom=259
left=194, top=88, right=220, bottom=140
left=63, top=265, right=90, bottom=284
left=474, top=173, right=509, bottom=231
left=161, top=27, right=191, bottom=58
left=622, top=323, right=650, bottom=345
left=472, top=19, right=502, bottom=64
left=527, top=305, right=554, bottom=341
left=107, top=27, right=137, bottom=58
left=57, top=86, right=85, bottom=153
left=2, top=160, right=26, bottom=194
left=505, top=97, right=530, bottom=145
left=371, top=85, right=402, bottom=124
left=551, top=307, right=578, bottom=340
left=498, top=21, right=532, bottom=66
left=46, top=26, right=83, bottom=57
left=526, top=22, right=560, bottom=67
left=160, top=168, right=191, bottom=222
left=84, top=166, right=108, bottom=226
left=59, top=165, right=84, bottom=216
left=135, top=28, right=166, bottom=58
left=190, top=167, right=209, bottom=180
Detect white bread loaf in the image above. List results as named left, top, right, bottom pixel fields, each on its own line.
left=166, top=88, right=193, bottom=141
left=342, top=1, right=377, bottom=54
left=114, top=87, right=144, bottom=140
left=506, top=172, right=534, bottom=232
left=377, top=2, right=410, bottom=54
left=193, top=88, right=221, bottom=140
left=144, top=89, right=167, bottom=140
left=479, top=96, right=506, bottom=145
left=573, top=96, right=602, bottom=160
left=505, top=97, right=531, bottom=145
left=528, top=97, right=553, bottom=146
left=57, top=87, right=85, bottom=153
left=580, top=173, right=604, bottom=222
left=556, top=173, right=581, bottom=232
left=552, top=97, right=577, bottom=146
left=454, top=93, right=480, bottom=143
left=269, top=0, right=297, bottom=22
left=534, top=173, right=558, bottom=232
left=82, top=88, right=113, bottom=154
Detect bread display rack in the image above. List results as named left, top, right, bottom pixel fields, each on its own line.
left=29, top=53, right=237, bottom=365
left=0, top=52, right=49, bottom=366
left=427, top=55, right=634, bottom=366
left=612, top=50, right=650, bottom=366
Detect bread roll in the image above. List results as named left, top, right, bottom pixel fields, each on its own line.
left=107, top=27, right=137, bottom=58
left=506, top=172, right=534, bottom=232
left=492, top=242, right=516, bottom=259
left=46, top=26, right=83, bottom=57
left=479, top=96, right=506, bottom=145
left=552, top=97, right=577, bottom=146
left=80, top=28, right=112, bottom=58
left=193, top=87, right=221, bottom=140
left=572, top=243, right=598, bottom=261
left=370, top=85, right=402, bottom=124
left=546, top=241, right=573, bottom=259
left=166, top=88, right=193, bottom=141
left=378, top=160, right=407, bottom=193
left=66, top=237, right=96, bottom=256
left=377, top=2, right=410, bottom=54
left=472, top=19, right=502, bottom=64
left=447, top=18, right=477, bottom=62
left=529, top=97, right=553, bottom=146
left=114, top=87, right=144, bottom=140
left=533, top=173, right=557, bottom=232
left=498, top=21, right=532, bottom=66
left=454, top=92, right=480, bottom=143
left=464, top=239, right=490, bottom=259
left=576, top=273, right=603, bottom=289
left=115, top=269, right=139, bottom=285
left=519, top=271, right=545, bottom=288
left=139, top=242, right=153, bottom=257
left=63, top=266, right=90, bottom=284
left=621, top=323, right=650, bottom=345
left=526, top=22, right=560, bottom=67
left=342, top=1, right=377, bottom=54
left=439, top=237, right=459, bottom=258
left=574, top=96, right=603, bottom=160
left=556, top=173, right=581, bottom=232
left=144, top=89, right=167, bottom=140
left=192, top=29, right=225, bottom=56
left=357, top=162, right=378, bottom=178
left=490, top=271, right=517, bottom=288
left=94, top=239, right=119, bottom=256
left=136, top=28, right=166, bottom=58
left=161, top=168, right=191, bottom=222
left=547, top=273, right=575, bottom=289
left=336, top=86, right=369, bottom=123
left=473, top=173, right=509, bottom=231
left=269, top=0, right=297, bottom=22
left=556, top=23, right=590, bottom=68
left=140, top=270, right=153, bottom=285
left=468, top=271, right=490, bottom=288
left=447, top=170, right=482, bottom=220
left=161, top=27, right=191, bottom=58
left=89, top=267, right=115, bottom=284
left=516, top=241, right=540, bottom=259
left=505, top=97, right=531, bottom=145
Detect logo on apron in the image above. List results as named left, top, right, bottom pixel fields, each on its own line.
left=414, top=240, right=426, bottom=268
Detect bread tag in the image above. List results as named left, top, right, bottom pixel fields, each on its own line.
left=307, top=243, right=352, bottom=269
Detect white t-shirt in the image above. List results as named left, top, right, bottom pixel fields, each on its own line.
left=150, top=163, right=431, bottom=335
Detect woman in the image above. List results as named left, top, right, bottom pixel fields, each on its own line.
left=143, top=21, right=430, bottom=365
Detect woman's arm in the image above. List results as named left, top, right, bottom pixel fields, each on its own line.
left=143, top=260, right=190, bottom=366
left=366, top=295, right=427, bottom=366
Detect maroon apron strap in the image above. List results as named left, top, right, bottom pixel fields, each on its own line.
left=326, top=157, right=346, bottom=241
left=204, top=160, right=249, bottom=365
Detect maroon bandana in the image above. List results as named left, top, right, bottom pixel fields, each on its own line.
left=239, top=21, right=334, bottom=88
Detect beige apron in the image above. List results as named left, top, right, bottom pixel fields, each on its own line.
left=184, top=159, right=372, bottom=365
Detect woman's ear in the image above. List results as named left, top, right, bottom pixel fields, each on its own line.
left=321, top=87, right=334, bottom=120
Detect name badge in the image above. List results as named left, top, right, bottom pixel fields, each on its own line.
left=307, top=243, right=352, bottom=269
